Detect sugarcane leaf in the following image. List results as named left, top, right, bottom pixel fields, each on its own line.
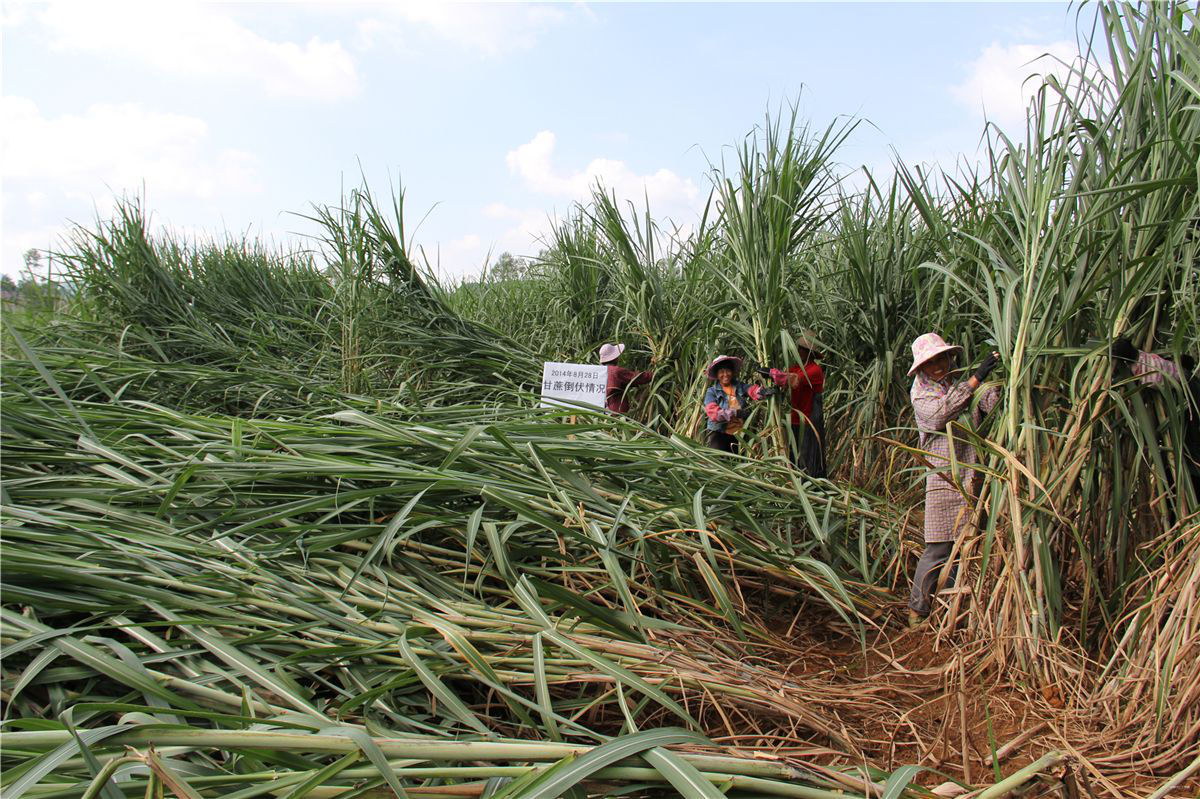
left=1, top=725, right=130, bottom=798
left=342, top=488, right=427, bottom=597
left=640, top=747, right=729, bottom=799
left=397, top=630, right=492, bottom=736
left=502, top=728, right=705, bottom=799
left=317, top=727, right=408, bottom=799
left=168, top=621, right=323, bottom=718
left=540, top=629, right=699, bottom=729
left=144, top=749, right=204, bottom=799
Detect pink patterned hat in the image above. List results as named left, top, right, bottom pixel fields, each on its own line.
left=907, top=333, right=962, bottom=377
left=706, top=354, right=743, bottom=379
left=599, top=343, right=625, bottom=363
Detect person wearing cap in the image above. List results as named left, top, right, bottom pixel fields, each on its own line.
left=756, top=332, right=826, bottom=477
left=599, top=343, right=654, bottom=414
left=703, top=355, right=777, bottom=453
left=907, top=332, right=1002, bottom=626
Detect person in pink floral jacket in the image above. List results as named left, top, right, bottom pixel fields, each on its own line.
left=906, top=333, right=1002, bottom=625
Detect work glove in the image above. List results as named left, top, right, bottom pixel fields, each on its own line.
left=758, top=387, right=779, bottom=399
left=1110, top=337, right=1138, bottom=363
left=973, top=352, right=1001, bottom=382
left=735, top=407, right=752, bottom=420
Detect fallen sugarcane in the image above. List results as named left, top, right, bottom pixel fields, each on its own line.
left=2, top=726, right=1068, bottom=799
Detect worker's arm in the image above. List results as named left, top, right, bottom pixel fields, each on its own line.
left=703, top=386, right=736, bottom=423
left=913, top=383, right=976, bottom=432
left=1110, top=337, right=1180, bottom=386
left=705, top=402, right=741, bottom=423
left=915, top=353, right=999, bottom=431
left=1131, top=351, right=1180, bottom=386
left=746, top=384, right=778, bottom=401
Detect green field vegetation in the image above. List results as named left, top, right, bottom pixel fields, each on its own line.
left=2, top=3, right=1198, bottom=797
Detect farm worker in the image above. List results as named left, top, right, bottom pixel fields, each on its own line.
left=1110, top=337, right=1199, bottom=492
left=906, top=333, right=1001, bottom=626
left=757, top=331, right=826, bottom=477
left=703, top=355, right=778, bottom=454
left=1109, top=336, right=1185, bottom=386
left=599, top=343, right=653, bottom=414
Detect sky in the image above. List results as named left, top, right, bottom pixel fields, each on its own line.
left=1, top=1, right=1092, bottom=283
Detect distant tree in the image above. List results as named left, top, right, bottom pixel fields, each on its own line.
left=489, top=252, right=529, bottom=281
left=13, top=251, right=70, bottom=312
left=0, top=274, right=16, bottom=293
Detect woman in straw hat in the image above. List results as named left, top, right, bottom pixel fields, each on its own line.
left=907, top=333, right=1001, bottom=626
left=599, top=343, right=654, bottom=414
left=702, top=355, right=777, bottom=453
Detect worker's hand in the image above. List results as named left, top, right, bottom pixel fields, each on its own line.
left=758, top=387, right=779, bottom=399
left=735, top=407, right=751, bottom=420
left=1110, top=337, right=1138, bottom=363
left=973, top=351, right=1001, bottom=382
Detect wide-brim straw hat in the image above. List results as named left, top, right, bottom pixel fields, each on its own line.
left=706, top=354, right=743, bottom=379
left=907, top=332, right=962, bottom=377
left=795, top=330, right=823, bottom=358
left=599, top=343, right=625, bottom=364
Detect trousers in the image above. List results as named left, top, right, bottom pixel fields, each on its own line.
left=706, top=430, right=738, bottom=454
left=908, top=541, right=957, bottom=615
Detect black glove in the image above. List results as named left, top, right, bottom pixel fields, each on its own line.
left=1110, top=337, right=1138, bottom=363
left=758, top=387, right=779, bottom=399
left=735, top=407, right=751, bottom=420
left=973, top=352, right=1000, bottom=382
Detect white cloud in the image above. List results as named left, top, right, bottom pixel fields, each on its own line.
left=37, top=1, right=359, bottom=101
left=0, top=223, right=75, bottom=281
left=381, top=2, right=570, bottom=57
left=1, top=95, right=265, bottom=277
left=950, top=41, right=1080, bottom=129
left=506, top=130, right=702, bottom=224
left=485, top=203, right=555, bottom=252
left=426, top=232, right=492, bottom=281
left=1, top=2, right=30, bottom=27
left=2, top=96, right=261, bottom=201
left=429, top=131, right=710, bottom=281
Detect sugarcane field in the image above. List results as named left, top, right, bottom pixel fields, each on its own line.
left=2, top=2, right=1199, bottom=798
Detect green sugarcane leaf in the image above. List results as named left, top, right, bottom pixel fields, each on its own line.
left=505, top=728, right=704, bottom=799
left=397, top=630, right=492, bottom=736
left=342, top=488, right=427, bottom=597
left=641, top=746, right=729, bottom=799
left=144, top=750, right=204, bottom=799
left=1, top=725, right=130, bottom=798
left=691, top=553, right=745, bottom=640
left=4, top=648, right=62, bottom=718
left=540, top=630, right=699, bottom=729
left=168, top=622, right=323, bottom=719
left=317, top=727, right=408, bottom=799
left=531, top=633, right=561, bottom=742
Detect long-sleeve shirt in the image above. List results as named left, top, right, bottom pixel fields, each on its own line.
left=770, top=362, right=825, bottom=426
left=704, top=381, right=767, bottom=433
left=911, top=373, right=1000, bottom=542
left=1132, top=351, right=1180, bottom=386
left=606, top=364, right=653, bottom=413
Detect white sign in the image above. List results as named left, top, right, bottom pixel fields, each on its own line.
left=540, top=362, right=608, bottom=409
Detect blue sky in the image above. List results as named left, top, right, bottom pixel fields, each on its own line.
left=2, top=1, right=1089, bottom=282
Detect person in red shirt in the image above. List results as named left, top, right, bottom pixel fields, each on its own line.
left=599, top=343, right=653, bottom=414
left=759, top=333, right=826, bottom=477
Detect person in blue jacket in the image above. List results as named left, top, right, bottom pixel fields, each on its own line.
left=702, top=354, right=777, bottom=454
